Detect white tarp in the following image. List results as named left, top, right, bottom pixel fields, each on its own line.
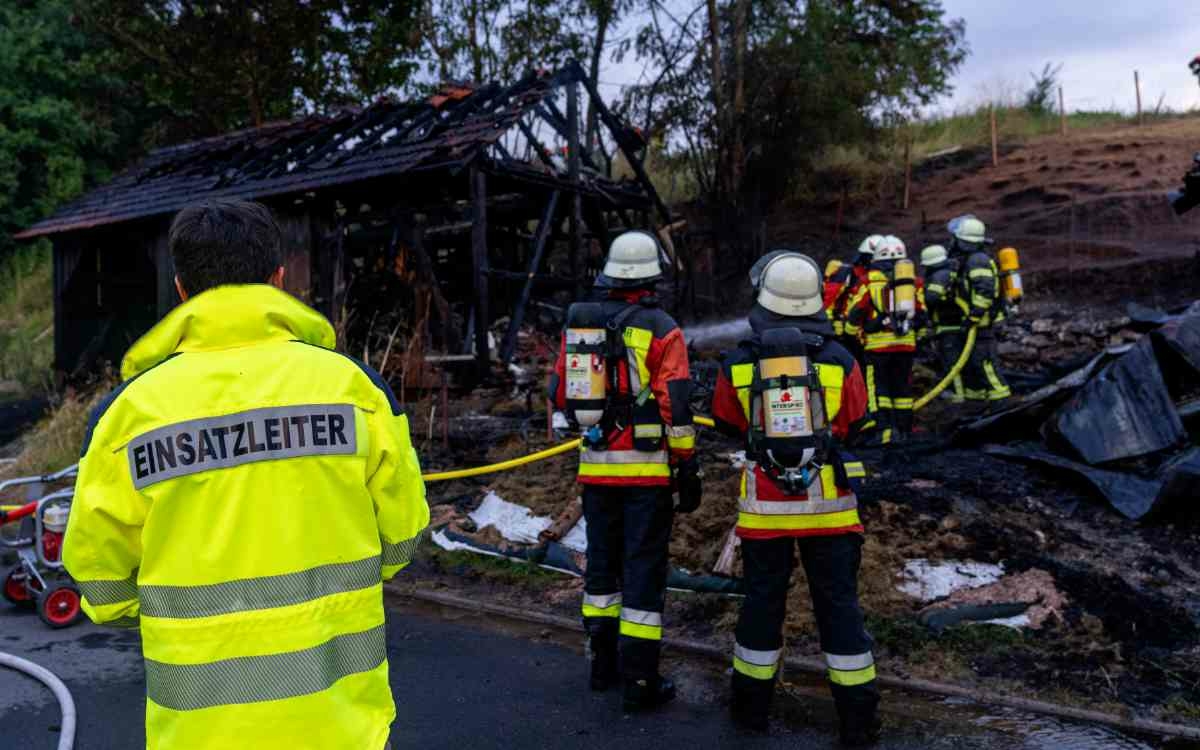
left=896, top=559, right=1006, bottom=601
left=465, top=491, right=588, bottom=552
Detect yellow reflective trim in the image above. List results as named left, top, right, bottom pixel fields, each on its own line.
left=829, top=664, right=877, bottom=687
left=634, top=424, right=664, bottom=439
left=619, top=620, right=662, bottom=641
left=578, top=462, right=672, bottom=478
left=844, top=462, right=866, bottom=478
left=731, top=363, right=754, bottom=388
left=668, top=434, right=695, bottom=451
left=968, top=268, right=993, bottom=279
left=820, top=464, right=837, bottom=499
left=816, top=363, right=842, bottom=422
left=623, top=326, right=652, bottom=350
left=737, top=508, right=861, bottom=531
left=865, top=364, right=878, bottom=412
left=734, top=656, right=778, bottom=680
left=877, top=396, right=894, bottom=408
left=582, top=604, right=621, bottom=618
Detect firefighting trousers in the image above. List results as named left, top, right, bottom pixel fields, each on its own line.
left=935, top=331, right=967, bottom=402
left=580, top=485, right=675, bottom=681
left=731, top=534, right=879, bottom=725
left=864, top=351, right=915, bottom=438
left=960, top=326, right=1011, bottom=401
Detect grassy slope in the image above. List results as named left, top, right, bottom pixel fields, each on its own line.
left=0, top=242, right=54, bottom=396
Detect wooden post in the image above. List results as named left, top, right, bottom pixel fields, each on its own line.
left=990, top=106, right=999, bottom=167
left=902, top=134, right=913, bottom=210
left=1059, top=86, right=1067, bottom=136
left=1134, top=70, right=1143, bottom=125
left=500, top=190, right=561, bottom=365
left=470, top=164, right=490, bottom=374
left=566, top=78, right=583, bottom=299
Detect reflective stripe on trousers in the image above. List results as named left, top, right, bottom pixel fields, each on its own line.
left=620, top=607, right=663, bottom=640
left=826, top=651, right=877, bottom=687
left=582, top=592, right=622, bottom=619
left=733, top=642, right=781, bottom=681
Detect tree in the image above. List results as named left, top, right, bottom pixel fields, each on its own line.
left=628, top=0, right=968, bottom=261
left=79, top=1, right=424, bottom=139
left=1024, top=62, right=1063, bottom=115
left=0, top=0, right=153, bottom=254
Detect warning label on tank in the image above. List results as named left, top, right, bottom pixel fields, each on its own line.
left=566, top=356, right=596, bottom=398
left=767, top=389, right=809, bottom=436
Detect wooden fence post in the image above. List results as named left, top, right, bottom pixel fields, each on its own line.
left=902, top=134, right=913, bottom=210
left=1134, top=70, right=1143, bottom=125
left=990, top=106, right=999, bottom=167
left=1059, top=86, right=1067, bottom=136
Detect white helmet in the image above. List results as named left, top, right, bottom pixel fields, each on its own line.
left=920, top=244, right=949, bottom=268
left=857, top=234, right=884, bottom=257
left=949, top=215, right=990, bottom=246
left=873, top=235, right=907, bottom=261
left=599, top=231, right=663, bottom=287
left=757, top=253, right=824, bottom=317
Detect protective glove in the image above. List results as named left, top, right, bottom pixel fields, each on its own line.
left=673, top=456, right=703, bottom=513
left=863, top=316, right=888, bottom=334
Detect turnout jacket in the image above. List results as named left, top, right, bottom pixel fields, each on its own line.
left=956, top=250, right=1006, bottom=326
left=63, top=284, right=429, bottom=750
left=711, top=310, right=869, bottom=540
left=844, top=260, right=927, bottom=353
left=824, top=263, right=869, bottom=337
left=550, top=289, right=695, bottom=486
left=923, top=262, right=967, bottom=334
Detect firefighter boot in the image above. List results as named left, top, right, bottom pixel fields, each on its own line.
left=729, top=671, right=772, bottom=731
left=589, top=633, right=619, bottom=692
left=622, top=675, right=676, bottom=712
left=839, top=713, right=882, bottom=747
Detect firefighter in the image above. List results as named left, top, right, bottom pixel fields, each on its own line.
left=63, top=199, right=429, bottom=750
left=920, top=244, right=966, bottom=403
left=549, top=230, right=701, bottom=712
left=828, top=236, right=881, bottom=366
left=844, top=236, right=924, bottom=443
left=947, top=216, right=1011, bottom=404
left=712, top=252, right=878, bottom=745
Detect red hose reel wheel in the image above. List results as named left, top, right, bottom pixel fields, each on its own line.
left=37, top=581, right=84, bottom=628
left=2, top=565, right=33, bottom=606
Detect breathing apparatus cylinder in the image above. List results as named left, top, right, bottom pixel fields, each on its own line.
left=563, top=302, right=608, bottom=428
left=998, top=247, right=1023, bottom=305
left=753, top=327, right=828, bottom=494
left=890, top=258, right=917, bottom=333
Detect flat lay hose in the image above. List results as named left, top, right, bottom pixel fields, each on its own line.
left=0, top=651, right=77, bottom=750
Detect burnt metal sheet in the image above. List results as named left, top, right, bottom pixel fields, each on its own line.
left=16, top=68, right=654, bottom=241
left=1045, top=337, right=1187, bottom=465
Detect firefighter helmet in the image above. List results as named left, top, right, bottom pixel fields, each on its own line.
left=824, top=258, right=844, bottom=280
left=597, top=230, right=663, bottom=287
left=757, top=253, right=824, bottom=317
left=949, top=215, right=990, bottom=246
left=873, top=235, right=907, bottom=261
left=749, top=249, right=794, bottom=290
left=857, top=234, right=884, bottom=257
left=920, top=244, right=949, bottom=268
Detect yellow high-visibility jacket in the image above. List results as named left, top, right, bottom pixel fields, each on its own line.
left=63, top=284, right=429, bottom=750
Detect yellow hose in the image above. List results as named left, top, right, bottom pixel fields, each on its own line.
left=913, top=326, right=978, bottom=411
left=422, top=415, right=718, bottom=483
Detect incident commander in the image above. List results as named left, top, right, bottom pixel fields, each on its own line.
left=64, top=199, right=429, bottom=749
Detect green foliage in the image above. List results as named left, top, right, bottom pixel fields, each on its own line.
left=427, top=546, right=561, bottom=586
left=0, top=0, right=149, bottom=256
left=1024, top=63, right=1063, bottom=115
left=0, top=243, right=54, bottom=395
left=79, top=1, right=423, bottom=138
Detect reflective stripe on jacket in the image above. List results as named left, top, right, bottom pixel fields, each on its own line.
left=711, top=320, right=869, bottom=539
left=64, top=284, right=429, bottom=750
left=550, top=290, right=694, bottom=486
left=957, top=251, right=1006, bottom=326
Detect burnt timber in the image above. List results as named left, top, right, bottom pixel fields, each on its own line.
left=17, top=62, right=670, bottom=378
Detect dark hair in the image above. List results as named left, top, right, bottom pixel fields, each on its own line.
left=168, top=199, right=283, bottom=294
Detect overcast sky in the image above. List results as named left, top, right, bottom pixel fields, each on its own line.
left=602, top=1, right=1200, bottom=115
left=928, top=0, right=1200, bottom=113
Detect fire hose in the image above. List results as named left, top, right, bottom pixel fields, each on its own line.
left=0, top=651, right=77, bottom=750
left=913, top=325, right=978, bottom=411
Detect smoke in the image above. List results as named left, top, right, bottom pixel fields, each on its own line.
left=683, top=318, right=752, bottom=349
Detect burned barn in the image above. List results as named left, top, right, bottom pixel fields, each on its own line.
left=16, top=62, right=673, bottom=383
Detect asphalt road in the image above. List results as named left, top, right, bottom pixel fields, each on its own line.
left=0, top=598, right=1155, bottom=750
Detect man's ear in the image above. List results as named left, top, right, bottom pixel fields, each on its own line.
left=268, top=266, right=286, bottom=290
left=174, top=275, right=189, bottom=302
